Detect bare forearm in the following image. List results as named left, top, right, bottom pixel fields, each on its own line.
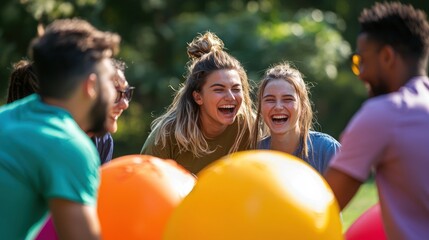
left=50, top=199, right=101, bottom=240
left=325, top=167, right=362, bottom=210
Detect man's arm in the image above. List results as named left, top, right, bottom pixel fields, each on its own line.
left=50, top=199, right=101, bottom=240
left=325, top=167, right=363, bottom=210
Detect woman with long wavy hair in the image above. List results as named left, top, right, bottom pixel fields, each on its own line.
left=253, top=62, right=340, bottom=174
left=141, top=32, right=255, bottom=174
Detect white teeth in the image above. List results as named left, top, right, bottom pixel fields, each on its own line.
left=219, top=105, right=235, bottom=109
left=272, top=115, right=287, bottom=119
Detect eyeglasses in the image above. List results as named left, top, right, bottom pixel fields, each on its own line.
left=115, top=86, right=135, bottom=103
left=351, top=53, right=361, bottom=76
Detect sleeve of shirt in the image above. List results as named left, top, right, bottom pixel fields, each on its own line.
left=42, top=138, right=100, bottom=206
left=319, top=136, right=341, bottom=174
left=329, top=99, right=392, bottom=181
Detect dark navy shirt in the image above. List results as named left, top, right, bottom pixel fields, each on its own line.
left=92, top=133, right=114, bottom=165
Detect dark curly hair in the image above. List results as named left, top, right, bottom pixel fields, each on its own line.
left=6, top=60, right=39, bottom=103
left=359, top=2, right=429, bottom=62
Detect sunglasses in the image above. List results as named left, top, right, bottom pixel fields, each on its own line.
left=115, top=86, right=135, bottom=103
left=351, top=53, right=361, bottom=76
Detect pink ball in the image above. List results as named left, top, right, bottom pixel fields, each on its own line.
left=345, top=203, right=387, bottom=240
left=35, top=216, right=57, bottom=240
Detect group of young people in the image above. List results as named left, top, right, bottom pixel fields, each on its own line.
left=140, top=31, right=340, bottom=175
left=141, top=2, right=429, bottom=239
left=1, top=1, right=429, bottom=239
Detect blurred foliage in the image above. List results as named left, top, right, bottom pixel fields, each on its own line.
left=1, top=0, right=427, bottom=157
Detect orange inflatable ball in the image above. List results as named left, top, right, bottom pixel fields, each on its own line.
left=97, top=155, right=196, bottom=240
left=164, top=150, right=343, bottom=240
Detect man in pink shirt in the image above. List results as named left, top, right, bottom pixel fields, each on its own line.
left=325, top=2, right=429, bottom=240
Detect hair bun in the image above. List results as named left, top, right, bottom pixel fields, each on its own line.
left=187, top=31, right=224, bottom=60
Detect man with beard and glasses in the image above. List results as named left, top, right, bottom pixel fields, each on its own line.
left=0, top=19, right=120, bottom=239
left=6, top=59, right=132, bottom=165
left=5, top=58, right=133, bottom=239
left=89, top=59, right=133, bottom=164
left=324, top=2, right=429, bottom=239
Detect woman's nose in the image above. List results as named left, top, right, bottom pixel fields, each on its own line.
left=225, top=90, right=236, bottom=100
left=274, top=100, right=283, bottom=110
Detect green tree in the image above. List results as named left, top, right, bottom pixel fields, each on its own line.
left=1, top=0, right=380, bottom=157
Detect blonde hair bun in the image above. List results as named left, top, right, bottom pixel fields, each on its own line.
left=187, top=31, right=224, bottom=60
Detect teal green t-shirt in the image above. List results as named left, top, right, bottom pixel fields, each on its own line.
left=0, top=94, right=100, bottom=239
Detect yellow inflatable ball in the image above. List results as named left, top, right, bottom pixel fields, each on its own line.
left=97, top=155, right=196, bottom=240
left=163, top=150, right=343, bottom=240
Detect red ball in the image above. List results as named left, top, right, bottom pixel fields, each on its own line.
left=97, top=155, right=196, bottom=240
left=345, top=203, right=387, bottom=240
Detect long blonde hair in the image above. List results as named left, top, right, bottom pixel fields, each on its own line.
left=252, top=62, right=313, bottom=158
left=151, top=32, right=255, bottom=157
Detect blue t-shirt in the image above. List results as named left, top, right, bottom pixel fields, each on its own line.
left=259, top=131, right=340, bottom=174
left=0, top=94, right=100, bottom=239
left=92, top=133, right=114, bottom=165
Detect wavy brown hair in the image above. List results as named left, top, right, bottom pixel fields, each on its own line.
left=252, top=62, right=313, bottom=158
left=150, top=32, right=255, bottom=157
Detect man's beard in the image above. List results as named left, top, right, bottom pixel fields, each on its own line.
left=368, top=76, right=390, bottom=98
left=87, top=88, right=109, bottom=136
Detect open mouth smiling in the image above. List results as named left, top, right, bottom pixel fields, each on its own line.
left=218, top=104, right=236, bottom=114
left=272, top=114, right=288, bottom=124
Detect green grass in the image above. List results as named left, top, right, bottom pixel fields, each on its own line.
left=341, top=178, right=379, bottom=231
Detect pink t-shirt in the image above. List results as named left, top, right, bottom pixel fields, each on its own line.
left=330, top=76, right=429, bottom=240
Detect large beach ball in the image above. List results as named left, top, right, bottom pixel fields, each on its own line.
left=345, top=203, right=386, bottom=240
left=164, top=150, right=343, bottom=240
left=98, top=155, right=196, bottom=240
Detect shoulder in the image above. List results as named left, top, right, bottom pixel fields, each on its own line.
left=400, top=76, right=429, bottom=96
left=362, top=96, right=394, bottom=113
left=146, top=124, right=176, bottom=144
left=345, top=96, right=397, bottom=134
left=360, top=83, right=421, bottom=117
left=258, top=136, right=271, bottom=149
left=392, top=76, right=429, bottom=107
left=141, top=125, right=176, bottom=156
left=57, top=128, right=99, bottom=164
left=34, top=108, right=99, bottom=164
left=309, top=131, right=338, bottom=144
left=93, top=133, right=113, bottom=145
left=0, top=94, right=37, bottom=120
left=344, top=87, right=420, bottom=137
left=308, top=131, right=341, bottom=156
left=355, top=77, right=429, bottom=127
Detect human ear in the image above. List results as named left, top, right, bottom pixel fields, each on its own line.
left=193, top=90, right=203, bottom=105
left=84, top=73, right=98, bottom=99
left=380, top=45, right=396, bottom=68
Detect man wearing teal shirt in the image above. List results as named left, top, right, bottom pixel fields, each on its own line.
left=0, top=19, right=120, bottom=239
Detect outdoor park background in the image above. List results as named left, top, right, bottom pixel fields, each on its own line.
left=1, top=0, right=427, bottom=231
